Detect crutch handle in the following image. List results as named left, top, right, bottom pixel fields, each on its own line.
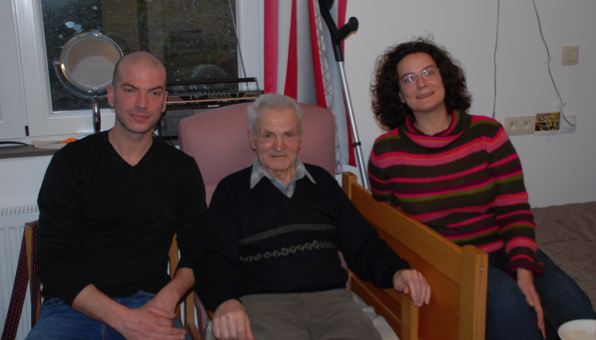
left=318, top=0, right=359, bottom=62
left=335, top=17, right=359, bottom=46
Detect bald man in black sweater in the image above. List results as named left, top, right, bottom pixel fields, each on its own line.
left=28, top=52, right=206, bottom=340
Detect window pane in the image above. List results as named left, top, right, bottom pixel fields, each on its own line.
left=42, top=0, right=238, bottom=112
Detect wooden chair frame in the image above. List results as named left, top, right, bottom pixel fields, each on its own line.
left=342, top=173, right=488, bottom=340
left=170, top=236, right=202, bottom=340
left=24, top=224, right=201, bottom=340
left=25, top=224, right=41, bottom=326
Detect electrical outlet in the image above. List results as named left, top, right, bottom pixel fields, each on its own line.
left=504, top=116, right=536, bottom=136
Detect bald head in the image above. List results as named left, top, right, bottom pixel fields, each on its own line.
left=112, top=51, right=167, bottom=88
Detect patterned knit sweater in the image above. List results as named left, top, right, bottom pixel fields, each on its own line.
left=369, top=110, right=544, bottom=276
left=195, top=164, right=409, bottom=311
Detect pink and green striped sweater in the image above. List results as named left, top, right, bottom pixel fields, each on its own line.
left=368, top=110, right=544, bottom=276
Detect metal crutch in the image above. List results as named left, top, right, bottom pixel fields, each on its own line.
left=318, top=0, right=369, bottom=190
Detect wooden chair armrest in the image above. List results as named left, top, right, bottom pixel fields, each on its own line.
left=170, top=236, right=203, bottom=340
left=348, top=271, right=418, bottom=340
left=184, top=290, right=202, bottom=340
left=342, top=172, right=487, bottom=340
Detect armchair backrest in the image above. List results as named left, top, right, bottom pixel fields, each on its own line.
left=178, top=102, right=336, bottom=204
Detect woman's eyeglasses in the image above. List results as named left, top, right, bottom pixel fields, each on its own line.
left=399, top=67, right=441, bottom=87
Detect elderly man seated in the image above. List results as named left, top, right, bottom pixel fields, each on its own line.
left=194, top=93, right=431, bottom=340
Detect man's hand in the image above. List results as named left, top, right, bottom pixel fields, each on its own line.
left=144, top=267, right=195, bottom=320
left=72, top=284, right=186, bottom=340
left=212, top=299, right=254, bottom=340
left=111, top=267, right=195, bottom=339
left=517, top=268, right=546, bottom=339
left=72, top=267, right=195, bottom=340
left=112, top=305, right=186, bottom=340
left=393, top=269, right=431, bottom=307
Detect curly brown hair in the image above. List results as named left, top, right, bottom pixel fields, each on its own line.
left=371, top=37, right=472, bottom=130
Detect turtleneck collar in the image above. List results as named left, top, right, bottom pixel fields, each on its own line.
left=401, top=110, right=467, bottom=149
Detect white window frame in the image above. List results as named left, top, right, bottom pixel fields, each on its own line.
left=1, top=0, right=264, bottom=141
left=237, top=0, right=265, bottom=91
left=0, top=0, right=27, bottom=139
left=14, top=0, right=115, bottom=138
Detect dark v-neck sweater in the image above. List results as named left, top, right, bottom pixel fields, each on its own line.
left=37, top=131, right=207, bottom=306
left=195, top=164, right=409, bottom=312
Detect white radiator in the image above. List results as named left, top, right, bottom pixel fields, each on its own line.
left=0, top=205, right=39, bottom=340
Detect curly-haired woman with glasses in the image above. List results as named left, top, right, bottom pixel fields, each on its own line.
left=368, top=37, right=594, bottom=340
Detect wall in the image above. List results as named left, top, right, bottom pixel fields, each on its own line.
left=1, top=0, right=595, bottom=209
left=343, top=0, right=596, bottom=208
left=0, top=156, right=51, bottom=209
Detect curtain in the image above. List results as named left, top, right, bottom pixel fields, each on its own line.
left=263, top=0, right=356, bottom=172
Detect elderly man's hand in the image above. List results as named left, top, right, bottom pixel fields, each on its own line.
left=212, top=299, right=254, bottom=340
left=393, top=269, right=431, bottom=307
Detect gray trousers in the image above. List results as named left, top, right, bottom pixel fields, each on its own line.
left=240, top=289, right=382, bottom=340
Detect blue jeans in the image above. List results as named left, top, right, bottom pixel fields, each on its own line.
left=25, top=291, right=191, bottom=340
left=486, top=249, right=595, bottom=340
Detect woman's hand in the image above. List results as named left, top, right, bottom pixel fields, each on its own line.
left=516, top=268, right=546, bottom=339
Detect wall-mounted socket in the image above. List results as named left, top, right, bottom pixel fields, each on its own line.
left=561, top=46, right=579, bottom=65
left=504, top=116, right=536, bottom=136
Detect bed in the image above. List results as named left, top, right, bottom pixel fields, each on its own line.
left=533, top=201, right=596, bottom=309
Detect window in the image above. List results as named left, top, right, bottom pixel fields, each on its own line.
left=1, top=0, right=263, bottom=140
left=43, top=0, right=240, bottom=112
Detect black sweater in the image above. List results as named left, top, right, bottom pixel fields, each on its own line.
left=195, top=164, right=409, bottom=311
left=37, top=131, right=207, bottom=306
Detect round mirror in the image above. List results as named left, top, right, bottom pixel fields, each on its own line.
left=54, top=32, right=123, bottom=132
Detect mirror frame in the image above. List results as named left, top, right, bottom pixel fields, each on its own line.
left=58, top=31, right=123, bottom=95
left=53, top=32, right=123, bottom=133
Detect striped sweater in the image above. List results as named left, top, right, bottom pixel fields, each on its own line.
left=369, top=110, right=544, bottom=276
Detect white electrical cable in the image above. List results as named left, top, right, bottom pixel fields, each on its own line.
left=492, top=0, right=501, bottom=119
left=531, top=0, right=575, bottom=127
